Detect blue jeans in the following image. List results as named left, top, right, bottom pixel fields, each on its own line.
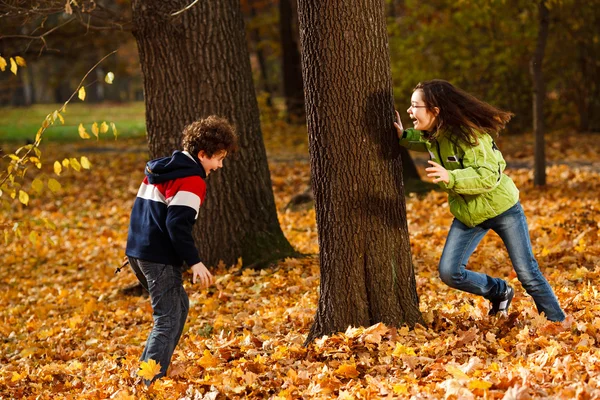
left=438, top=202, right=565, bottom=321
left=128, top=257, right=189, bottom=383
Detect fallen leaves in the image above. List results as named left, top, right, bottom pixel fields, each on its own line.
left=0, top=130, right=599, bottom=398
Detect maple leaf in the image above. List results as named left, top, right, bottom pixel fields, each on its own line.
left=198, top=349, right=219, bottom=368
left=137, top=359, right=162, bottom=380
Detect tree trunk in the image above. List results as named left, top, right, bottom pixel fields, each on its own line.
left=530, top=0, right=549, bottom=187
left=131, top=0, right=296, bottom=268
left=249, top=4, right=274, bottom=108
left=279, top=0, right=305, bottom=123
left=297, top=0, right=424, bottom=343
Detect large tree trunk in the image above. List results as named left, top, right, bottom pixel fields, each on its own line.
left=297, top=0, right=424, bottom=343
left=531, top=0, right=549, bottom=187
left=132, top=0, right=296, bottom=268
left=279, top=0, right=305, bottom=123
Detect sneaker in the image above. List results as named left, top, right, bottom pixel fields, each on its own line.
left=489, top=286, right=514, bottom=316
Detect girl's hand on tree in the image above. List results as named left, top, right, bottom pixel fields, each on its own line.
left=426, top=160, right=450, bottom=184
left=394, top=110, right=404, bottom=138
left=191, top=262, right=214, bottom=288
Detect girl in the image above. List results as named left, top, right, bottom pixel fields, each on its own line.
left=394, top=79, right=565, bottom=322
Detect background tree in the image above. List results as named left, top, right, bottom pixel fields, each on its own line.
left=531, top=0, right=550, bottom=186
left=297, top=0, right=424, bottom=343
left=131, top=0, right=296, bottom=268
left=279, top=0, right=305, bottom=123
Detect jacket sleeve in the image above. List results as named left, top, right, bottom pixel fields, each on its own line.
left=165, top=177, right=204, bottom=267
left=398, top=128, right=428, bottom=152
left=441, top=138, right=502, bottom=194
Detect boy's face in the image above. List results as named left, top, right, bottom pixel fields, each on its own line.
left=407, top=89, right=439, bottom=132
left=198, top=150, right=228, bottom=176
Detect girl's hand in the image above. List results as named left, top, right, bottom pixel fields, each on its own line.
left=426, top=160, right=449, bottom=184
left=394, top=110, right=404, bottom=139
left=191, top=262, right=214, bottom=288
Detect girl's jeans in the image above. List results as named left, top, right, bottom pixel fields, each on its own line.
left=439, top=201, right=565, bottom=321
left=128, top=257, right=189, bottom=382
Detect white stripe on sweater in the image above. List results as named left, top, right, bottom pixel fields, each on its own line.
left=137, top=182, right=166, bottom=204
left=167, top=190, right=201, bottom=219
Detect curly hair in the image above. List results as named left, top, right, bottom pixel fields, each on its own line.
left=415, top=79, right=513, bottom=146
left=182, top=116, right=238, bottom=158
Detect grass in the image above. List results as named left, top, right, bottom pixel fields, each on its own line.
left=0, top=102, right=147, bottom=142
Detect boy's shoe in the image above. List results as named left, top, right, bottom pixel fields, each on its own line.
left=489, top=286, right=514, bottom=316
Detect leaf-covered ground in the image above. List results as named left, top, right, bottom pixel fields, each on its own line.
left=0, top=128, right=599, bottom=399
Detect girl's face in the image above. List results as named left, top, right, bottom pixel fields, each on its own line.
left=407, top=89, right=439, bottom=132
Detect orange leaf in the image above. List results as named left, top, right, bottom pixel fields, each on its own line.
left=198, top=349, right=219, bottom=368
left=137, top=359, right=162, bottom=380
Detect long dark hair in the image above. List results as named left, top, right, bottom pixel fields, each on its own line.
left=415, top=79, right=513, bottom=146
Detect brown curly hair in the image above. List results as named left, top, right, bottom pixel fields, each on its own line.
left=182, top=116, right=238, bottom=158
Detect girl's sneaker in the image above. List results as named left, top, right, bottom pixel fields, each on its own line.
left=489, top=286, right=514, bottom=316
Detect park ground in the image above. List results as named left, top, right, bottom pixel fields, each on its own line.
left=0, top=105, right=599, bottom=399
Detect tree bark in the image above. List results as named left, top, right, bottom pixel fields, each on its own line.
left=297, top=0, right=424, bottom=343
left=279, top=0, right=305, bottom=123
left=530, top=0, right=549, bottom=187
left=131, top=0, right=296, bottom=267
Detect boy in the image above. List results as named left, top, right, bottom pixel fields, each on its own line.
left=125, top=116, right=238, bottom=383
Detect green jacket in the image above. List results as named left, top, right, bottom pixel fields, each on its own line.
left=400, top=128, right=519, bottom=227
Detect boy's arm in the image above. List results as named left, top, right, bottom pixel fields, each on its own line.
left=399, top=128, right=429, bottom=152
left=440, top=139, right=501, bottom=194
left=165, top=176, right=205, bottom=267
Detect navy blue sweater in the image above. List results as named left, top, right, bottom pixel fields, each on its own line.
left=126, top=151, right=207, bottom=267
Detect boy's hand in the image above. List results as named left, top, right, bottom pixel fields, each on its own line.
left=394, top=110, right=404, bottom=139
left=426, top=160, right=449, bottom=184
left=191, top=262, right=214, bottom=288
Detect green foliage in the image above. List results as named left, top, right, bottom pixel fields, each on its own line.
left=387, top=0, right=600, bottom=133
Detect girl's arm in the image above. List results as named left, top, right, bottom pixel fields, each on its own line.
left=441, top=138, right=502, bottom=194
left=398, top=128, right=429, bottom=152
left=394, top=110, right=428, bottom=152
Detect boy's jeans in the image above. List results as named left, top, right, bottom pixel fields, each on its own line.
left=128, top=257, right=189, bottom=382
left=438, top=201, right=565, bottom=322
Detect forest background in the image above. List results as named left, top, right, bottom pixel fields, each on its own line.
left=0, top=0, right=600, bottom=398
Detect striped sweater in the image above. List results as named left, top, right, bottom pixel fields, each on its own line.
left=126, top=151, right=207, bottom=267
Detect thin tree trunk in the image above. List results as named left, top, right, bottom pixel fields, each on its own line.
left=249, top=4, right=274, bottom=107
left=298, top=0, right=423, bottom=343
left=530, top=0, right=549, bottom=187
left=132, top=0, right=296, bottom=268
left=279, top=0, right=305, bottom=123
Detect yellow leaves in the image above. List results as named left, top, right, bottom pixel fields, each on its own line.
left=80, top=156, right=91, bottom=169
left=100, top=121, right=109, bottom=134
left=11, top=371, right=27, bottom=382
left=0, top=55, right=6, bottom=71
left=10, top=58, right=17, bottom=75
left=54, top=161, right=62, bottom=176
left=105, top=71, right=115, bottom=84
left=392, top=342, right=416, bottom=357
left=137, top=359, right=162, bottom=380
left=47, top=179, right=62, bottom=193
left=445, top=364, right=469, bottom=380
left=15, top=56, right=26, bottom=67
left=198, top=350, right=219, bottom=368
left=334, top=363, right=359, bottom=379
left=468, top=379, right=492, bottom=390
left=78, top=86, right=86, bottom=101
left=92, top=122, right=99, bottom=139
left=78, top=123, right=90, bottom=139
left=18, top=190, right=29, bottom=206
